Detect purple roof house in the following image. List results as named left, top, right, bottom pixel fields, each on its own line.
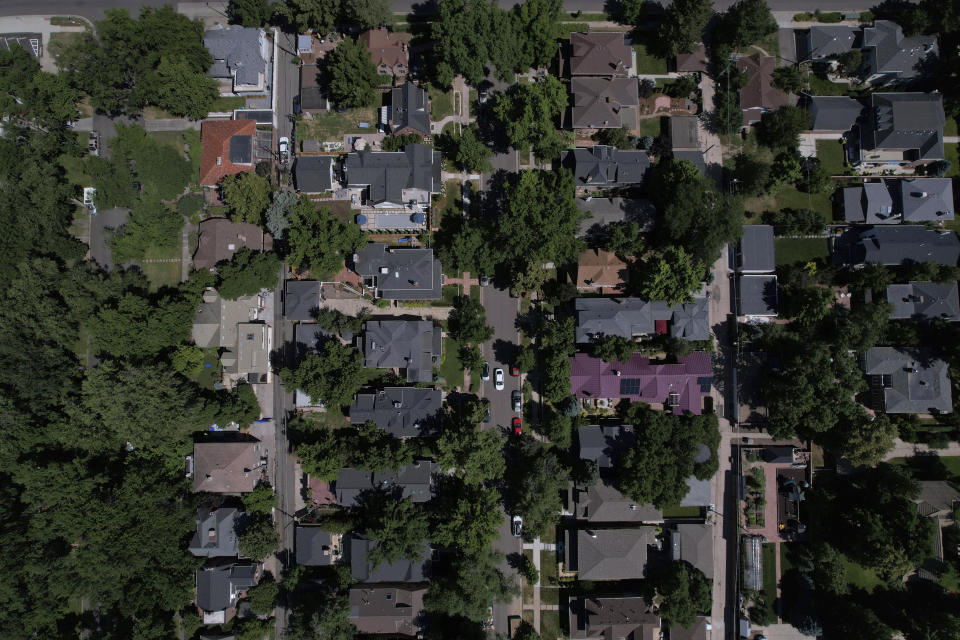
left=570, top=352, right=713, bottom=415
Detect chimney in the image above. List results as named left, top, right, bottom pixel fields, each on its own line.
left=208, top=528, right=217, bottom=542
left=216, top=156, right=222, bottom=166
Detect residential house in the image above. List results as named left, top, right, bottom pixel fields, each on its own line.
left=362, top=319, right=441, bottom=382
left=204, top=27, right=269, bottom=94
left=349, top=387, right=443, bottom=438
left=738, top=53, right=789, bottom=126
left=299, top=63, right=328, bottom=113
left=843, top=178, right=955, bottom=224
left=576, top=197, right=655, bottom=238
left=669, top=523, right=714, bottom=579
left=296, top=525, right=343, bottom=566
left=570, top=353, right=713, bottom=414
left=349, top=535, right=432, bottom=582
left=189, top=507, right=240, bottom=558
left=389, top=81, right=430, bottom=137
left=808, top=96, right=863, bottom=133
left=344, top=144, right=442, bottom=209
left=195, top=564, right=259, bottom=624
left=570, top=76, right=639, bottom=129
left=359, top=28, right=409, bottom=78
left=576, top=248, right=629, bottom=291
left=916, top=481, right=960, bottom=519
left=671, top=617, right=711, bottom=640
left=862, top=20, right=937, bottom=84
left=193, top=218, right=270, bottom=270
left=192, top=439, right=263, bottom=493
left=834, top=226, right=960, bottom=267
left=294, top=156, right=335, bottom=194
left=675, top=44, right=708, bottom=73
left=570, top=481, right=664, bottom=523
left=737, top=225, right=778, bottom=318
left=574, top=297, right=710, bottom=344
left=886, top=281, right=960, bottom=321
left=349, top=587, right=426, bottom=637
left=579, top=424, right=635, bottom=469
left=670, top=115, right=706, bottom=173
left=863, top=347, right=952, bottom=414
left=199, top=119, right=256, bottom=187
left=562, top=146, right=651, bottom=188
left=568, top=596, right=660, bottom=640
left=236, top=322, right=270, bottom=383
left=190, top=289, right=271, bottom=385
left=738, top=275, right=779, bottom=317
left=804, top=25, right=860, bottom=62
left=335, top=463, right=437, bottom=506
left=283, top=280, right=322, bottom=321
left=568, top=32, right=634, bottom=76
left=354, top=244, right=443, bottom=300
left=856, top=92, right=945, bottom=166
left=563, top=527, right=655, bottom=580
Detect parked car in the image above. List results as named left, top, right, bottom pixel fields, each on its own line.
left=494, top=368, right=504, bottom=390
left=511, top=514, right=522, bottom=536
left=511, top=390, right=521, bottom=412
left=481, top=361, right=490, bottom=381
left=512, top=417, right=522, bottom=435
left=479, top=274, right=491, bottom=287
left=88, top=131, right=99, bottom=156
left=278, top=136, right=290, bottom=162
left=510, top=365, right=520, bottom=377
left=484, top=407, right=491, bottom=423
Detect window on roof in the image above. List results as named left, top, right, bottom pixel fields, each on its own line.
left=619, top=378, right=641, bottom=395
left=668, top=392, right=680, bottom=407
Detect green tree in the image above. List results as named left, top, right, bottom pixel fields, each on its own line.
left=636, top=246, right=707, bottom=306
left=812, top=543, right=848, bottom=594
left=247, top=575, right=279, bottom=615
left=762, top=207, right=825, bottom=235
left=363, top=495, right=430, bottom=568
left=796, top=157, right=833, bottom=193
left=771, top=65, right=808, bottom=93
left=286, top=198, right=363, bottom=279
left=171, top=344, right=205, bottom=377
left=228, top=0, right=273, bottom=26
left=313, top=308, right=368, bottom=335
left=381, top=133, right=424, bottom=151
left=593, top=335, right=637, bottom=363
left=222, top=172, right=272, bottom=225
left=459, top=343, right=484, bottom=373
left=351, top=420, right=414, bottom=471
left=153, top=55, right=218, bottom=120
left=757, top=105, right=810, bottom=150
left=717, top=0, right=777, bottom=49
left=652, top=562, right=711, bottom=627
left=436, top=398, right=506, bottom=485
left=296, top=429, right=349, bottom=481
left=0, top=46, right=80, bottom=130
left=237, top=513, right=280, bottom=561
left=656, top=0, right=713, bottom=58
left=89, top=289, right=195, bottom=360
left=424, top=548, right=516, bottom=621
left=592, top=126, right=634, bottom=149
left=111, top=197, right=184, bottom=263
left=831, top=412, right=898, bottom=467
left=264, top=189, right=297, bottom=241
left=323, top=37, right=380, bottom=109
left=492, top=77, right=568, bottom=161
left=216, top=248, right=281, bottom=300
left=449, top=295, right=494, bottom=345
left=448, top=124, right=493, bottom=172
left=514, top=344, right=536, bottom=373
left=279, top=342, right=364, bottom=409
left=431, top=0, right=494, bottom=86
left=731, top=152, right=772, bottom=197
left=274, top=0, right=342, bottom=35
left=836, top=49, right=862, bottom=77
left=769, top=150, right=803, bottom=191
left=430, top=481, right=504, bottom=552
left=781, top=284, right=833, bottom=326
left=242, top=483, right=277, bottom=515
left=507, top=439, right=567, bottom=537
left=512, top=0, right=562, bottom=70
left=344, top=0, right=394, bottom=29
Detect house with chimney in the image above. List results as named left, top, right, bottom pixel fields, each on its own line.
left=359, top=28, right=409, bottom=79
left=191, top=438, right=264, bottom=494
left=354, top=245, right=444, bottom=300
left=189, top=507, right=241, bottom=558
left=349, top=387, right=443, bottom=438
left=195, top=564, right=259, bottom=624
left=566, top=32, right=635, bottom=76
left=862, top=347, right=952, bottom=414
left=199, top=119, right=256, bottom=188
left=204, top=26, right=270, bottom=95
left=568, top=596, right=660, bottom=639
left=843, top=178, right=954, bottom=225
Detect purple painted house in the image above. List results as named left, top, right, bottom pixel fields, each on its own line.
left=570, top=352, right=713, bottom=415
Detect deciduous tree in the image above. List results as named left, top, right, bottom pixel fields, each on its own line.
left=424, top=548, right=516, bottom=621
left=652, top=562, right=712, bottom=627
left=656, top=0, right=713, bottom=58
left=222, top=172, right=273, bottom=225
left=286, top=198, right=363, bottom=279
left=430, top=481, right=504, bottom=552
left=593, top=335, right=637, bottom=363
left=362, top=495, right=430, bottom=568
left=344, top=0, right=394, bottom=29
left=216, top=248, right=281, bottom=300
left=237, top=513, right=280, bottom=561
left=449, top=295, right=495, bottom=345
left=635, top=246, right=707, bottom=306
left=279, top=342, right=364, bottom=409
left=492, top=77, right=568, bottom=161
left=436, top=398, right=506, bottom=484
left=323, top=37, right=380, bottom=109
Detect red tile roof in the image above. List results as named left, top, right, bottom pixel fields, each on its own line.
left=200, top=119, right=257, bottom=186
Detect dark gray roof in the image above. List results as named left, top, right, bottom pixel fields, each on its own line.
left=671, top=149, right=707, bottom=175
left=349, top=587, right=426, bottom=636
left=568, top=527, right=654, bottom=580
left=863, top=20, right=937, bottom=80
left=574, top=297, right=710, bottom=343
left=916, top=481, right=960, bottom=516
left=576, top=197, right=655, bottom=237
left=349, top=536, right=431, bottom=582
left=739, top=225, right=775, bottom=273
left=204, top=27, right=266, bottom=87
left=189, top=507, right=240, bottom=558
left=562, top=146, right=650, bottom=187
left=335, top=467, right=375, bottom=506
left=808, top=96, right=863, bottom=132
left=669, top=298, right=711, bottom=342
left=840, top=226, right=960, bottom=266
left=335, top=463, right=437, bottom=506
left=294, top=323, right=330, bottom=354
left=571, top=76, right=639, bottom=129
left=670, top=115, right=699, bottom=151
left=196, top=565, right=258, bottom=612
left=843, top=181, right=896, bottom=223
left=344, top=144, right=441, bottom=205
left=229, top=135, right=252, bottom=164
left=679, top=476, right=712, bottom=507
left=390, top=82, right=430, bottom=136
left=573, top=481, right=663, bottom=523
left=568, top=596, right=660, bottom=639
left=295, top=525, right=336, bottom=566
left=864, top=347, right=952, bottom=413
left=283, top=280, right=321, bottom=321
left=738, top=275, right=778, bottom=316
left=354, top=244, right=443, bottom=300
left=349, top=387, right=443, bottom=438
left=670, top=523, right=714, bottom=579
left=886, top=281, right=960, bottom=321
left=294, top=156, right=334, bottom=193
left=863, top=93, right=945, bottom=161
left=807, top=25, right=860, bottom=60
left=363, top=319, right=440, bottom=382
left=578, top=424, right=635, bottom=469
left=901, top=178, right=955, bottom=222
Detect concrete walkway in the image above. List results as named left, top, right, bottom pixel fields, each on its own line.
left=0, top=15, right=90, bottom=73
left=181, top=219, right=196, bottom=282
left=882, top=438, right=960, bottom=461
left=520, top=539, right=557, bottom=633
left=144, top=119, right=200, bottom=131
left=444, top=271, right=479, bottom=296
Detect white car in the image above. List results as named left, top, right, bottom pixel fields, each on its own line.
left=511, top=515, right=522, bottom=537
left=278, top=136, right=290, bottom=160
left=494, top=368, right=504, bottom=390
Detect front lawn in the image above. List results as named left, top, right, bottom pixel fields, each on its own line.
left=540, top=550, right=558, bottom=585
left=142, top=261, right=182, bottom=290
left=540, top=610, right=561, bottom=640
left=816, top=139, right=845, bottom=175
left=888, top=455, right=960, bottom=483
left=762, top=542, right=778, bottom=599
left=774, top=185, right=833, bottom=220
left=427, top=83, right=455, bottom=119
left=211, top=96, right=247, bottom=112
left=944, top=143, right=960, bottom=178
left=807, top=73, right=851, bottom=96
left=633, top=43, right=668, bottom=74
left=842, top=554, right=883, bottom=592
left=540, top=586, right=560, bottom=605
left=774, top=237, right=829, bottom=265
left=638, top=117, right=662, bottom=138
left=662, top=505, right=703, bottom=518
left=437, top=335, right=464, bottom=391
left=432, top=284, right=460, bottom=307
left=298, top=107, right=377, bottom=142
left=944, top=117, right=958, bottom=137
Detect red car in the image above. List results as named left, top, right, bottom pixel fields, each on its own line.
left=512, top=417, right=522, bottom=435
left=510, top=365, right=520, bottom=377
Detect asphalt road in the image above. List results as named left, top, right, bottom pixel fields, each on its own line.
left=275, top=30, right=296, bottom=145
left=490, top=506, right=522, bottom=634
left=476, top=283, right=523, bottom=433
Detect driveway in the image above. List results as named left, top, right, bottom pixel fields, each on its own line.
left=89, top=207, right=130, bottom=270
left=476, top=283, right=522, bottom=433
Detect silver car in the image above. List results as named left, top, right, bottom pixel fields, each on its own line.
left=511, top=390, right=521, bottom=412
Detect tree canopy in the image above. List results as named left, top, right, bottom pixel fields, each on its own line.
left=222, top=172, right=273, bottom=225
left=506, top=439, right=567, bottom=537
left=448, top=295, right=495, bottom=345
left=655, top=0, right=713, bottom=58
left=425, top=547, right=516, bottom=622
left=216, top=248, right=281, bottom=300
left=436, top=397, right=506, bottom=485
left=634, top=246, right=707, bottom=306
left=286, top=198, right=363, bottom=278
left=279, top=341, right=364, bottom=409
left=362, top=494, right=430, bottom=569
left=492, top=77, right=569, bottom=161
left=651, top=562, right=712, bottom=627
left=323, top=37, right=380, bottom=109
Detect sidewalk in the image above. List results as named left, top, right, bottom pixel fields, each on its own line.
left=883, top=438, right=960, bottom=460
left=0, top=15, right=90, bottom=73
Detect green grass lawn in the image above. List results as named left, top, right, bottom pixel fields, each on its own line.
left=211, top=96, right=247, bottom=112
left=539, top=610, right=561, bottom=640
left=432, top=284, right=459, bottom=307
left=557, top=22, right=591, bottom=36
left=141, top=261, right=182, bottom=289
left=428, top=83, right=455, bottom=119
left=638, top=117, right=662, bottom=138
left=540, top=524, right=557, bottom=545
left=816, top=139, right=845, bottom=175
left=299, top=107, right=377, bottom=142
left=633, top=43, right=668, bottom=74
left=438, top=335, right=464, bottom=390
left=753, top=31, right=780, bottom=58
left=841, top=554, right=883, bottom=592
left=807, top=73, right=851, bottom=96
left=888, top=455, right=960, bottom=483
left=762, top=542, right=778, bottom=597
left=774, top=185, right=833, bottom=219
left=945, top=117, right=958, bottom=137
left=192, top=348, right=222, bottom=389
left=944, top=143, right=960, bottom=178
left=774, top=237, right=829, bottom=265
left=662, top=505, right=703, bottom=518
left=540, top=586, right=560, bottom=605
left=540, top=551, right=558, bottom=585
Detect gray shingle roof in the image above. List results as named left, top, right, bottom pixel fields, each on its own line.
left=569, top=32, right=632, bottom=76
left=576, top=197, right=655, bottom=237
left=807, top=25, right=860, bottom=60
left=349, top=587, right=426, bottom=636
left=886, top=281, right=960, bottom=321
left=739, top=225, right=775, bottom=273
left=189, top=507, right=240, bottom=558
left=295, top=526, right=336, bottom=566
left=670, top=617, right=710, bottom=640
left=562, top=146, right=650, bottom=187
left=196, top=565, right=257, bottom=613
left=578, top=424, right=635, bottom=469
left=670, top=298, right=711, bottom=341
left=670, top=115, right=699, bottom=151
left=283, top=280, right=321, bottom=321
left=679, top=476, right=712, bottom=507
left=843, top=181, right=896, bottom=223
left=335, top=467, right=376, bottom=506
left=574, top=297, right=710, bottom=343
left=863, top=93, right=945, bottom=161
left=915, top=481, right=960, bottom=517
left=901, top=178, right=955, bottom=222
left=204, top=27, right=266, bottom=87
left=571, top=76, right=639, bottom=129
left=349, top=536, right=431, bottom=582
left=808, top=96, right=863, bottom=132
left=354, top=244, right=443, bottom=300
left=738, top=275, right=778, bottom=316
left=294, top=156, right=334, bottom=193
left=573, top=482, right=663, bottom=523
left=390, top=82, right=430, bottom=136
left=362, top=319, right=439, bottom=382
left=568, top=596, right=660, bottom=639
left=863, top=20, right=937, bottom=81
left=344, top=144, right=441, bottom=206
left=864, top=347, right=952, bottom=413
left=670, top=523, right=714, bottom=579
left=841, top=226, right=960, bottom=266
left=335, top=463, right=437, bottom=506
left=568, top=527, right=654, bottom=580
left=349, top=387, right=442, bottom=438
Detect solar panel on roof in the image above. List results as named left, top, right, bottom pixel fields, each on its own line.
left=229, top=135, right=253, bottom=164
left=620, top=378, right=641, bottom=395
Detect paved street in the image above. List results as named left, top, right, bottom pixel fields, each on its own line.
left=275, top=30, right=296, bottom=145
left=490, top=507, right=523, bottom=634
left=476, top=283, right=523, bottom=433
